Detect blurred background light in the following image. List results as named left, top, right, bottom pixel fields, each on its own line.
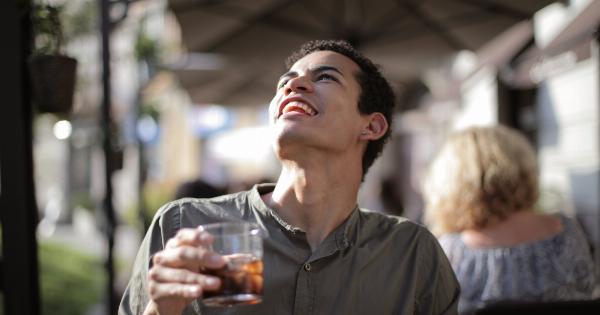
left=53, top=120, right=72, bottom=140
left=208, top=126, right=271, bottom=163
left=136, top=115, right=159, bottom=143
left=190, top=105, right=232, bottom=138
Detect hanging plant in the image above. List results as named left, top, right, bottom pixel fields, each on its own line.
left=134, top=31, right=162, bottom=79
left=134, top=33, right=161, bottom=64
left=29, top=4, right=78, bottom=114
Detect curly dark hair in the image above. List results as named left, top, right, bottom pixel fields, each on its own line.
left=285, top=39, right=396, bottom=179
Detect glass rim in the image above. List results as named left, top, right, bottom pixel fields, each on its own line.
left=199, top=221, right=265, bottom=236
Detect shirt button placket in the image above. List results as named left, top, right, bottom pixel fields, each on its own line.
left=304, top=263, right=311, bottom=271
left=293, top=262, right=313, bottom=315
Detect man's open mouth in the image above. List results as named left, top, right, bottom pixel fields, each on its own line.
left=278, top=98, right=318, bottom=118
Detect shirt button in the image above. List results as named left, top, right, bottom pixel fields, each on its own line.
left=304, top=263, right=311, bottom=271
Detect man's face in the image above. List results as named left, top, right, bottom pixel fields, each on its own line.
left=269, top=51, right=368, bottom=156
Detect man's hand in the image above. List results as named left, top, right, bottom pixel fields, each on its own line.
left=143, top=227, right=226, bottom=315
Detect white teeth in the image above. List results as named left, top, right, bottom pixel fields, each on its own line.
left=285, top=101, right=316, bottom=116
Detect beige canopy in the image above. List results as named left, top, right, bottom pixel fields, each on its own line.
left=166, top=0, right=556, bottom=107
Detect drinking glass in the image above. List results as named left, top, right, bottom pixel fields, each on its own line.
left=200, top=222, right=265, bottom=307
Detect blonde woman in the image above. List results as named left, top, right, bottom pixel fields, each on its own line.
left=424, top=125, right=595, bottom=314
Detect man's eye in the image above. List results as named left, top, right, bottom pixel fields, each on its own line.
left=277, top=79, right=289, bottom=89
left=316, top=74, right=336, bottom=81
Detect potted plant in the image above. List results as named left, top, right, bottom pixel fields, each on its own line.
left=29, top=4, right=77, bottom=113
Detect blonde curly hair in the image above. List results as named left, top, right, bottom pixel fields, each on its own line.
left=424, top=125, right=539, bottom=236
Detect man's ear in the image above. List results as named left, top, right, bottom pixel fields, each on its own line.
left=360, top=113, right=388, bottom=140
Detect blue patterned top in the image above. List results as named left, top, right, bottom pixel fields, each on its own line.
left=439, top=214, right=596, bottom=314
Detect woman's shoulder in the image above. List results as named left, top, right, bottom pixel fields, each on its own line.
left=453, top=213, right=596, bottom=306
left=436, top=212, right=585, bottom=268
left=437, top=233, right=463, bottom=248
left=446, top=212, right=595, bottom=285
left=437, top=233, right=467, bottom=259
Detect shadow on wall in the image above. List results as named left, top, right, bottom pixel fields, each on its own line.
left=537, top=82, right=559, bottom=147
left=569, top=170, right=600, bottom=257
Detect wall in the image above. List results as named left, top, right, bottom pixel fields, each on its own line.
left=537, top=45, right=600, bottom=258
left=453, top=66, right=499, bottom=130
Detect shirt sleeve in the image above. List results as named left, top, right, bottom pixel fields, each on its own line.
left=415, top=226, right=461, bottom=315
left=118, top=202, right=182, bottom=315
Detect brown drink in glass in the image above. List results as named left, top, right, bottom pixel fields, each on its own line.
left=199, top=222, right=265, bottom=307
left=202, top=254, right=264, bottom=306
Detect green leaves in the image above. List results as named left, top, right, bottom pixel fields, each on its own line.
left=31, top=4, right=64, bottom=55
left=39, top=241, right=104, bottom=315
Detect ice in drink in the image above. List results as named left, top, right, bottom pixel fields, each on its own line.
left=202, top=254, right=263, bottom=307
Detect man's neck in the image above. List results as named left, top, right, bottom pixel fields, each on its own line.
left=262, top=157, right=362, bottom=251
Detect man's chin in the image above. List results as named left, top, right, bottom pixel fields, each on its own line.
left=274, top=122, right=306, bottom=137
left=273, top=129, right=312, bottom=151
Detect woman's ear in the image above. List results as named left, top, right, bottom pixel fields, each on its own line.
left=360, top=112, right=388, bottom=140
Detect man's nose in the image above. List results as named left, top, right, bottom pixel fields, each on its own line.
left=285, top=75, right=313, bottom=95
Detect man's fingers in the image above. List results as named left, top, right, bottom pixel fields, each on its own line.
left=153, top=246, right=226, bottom=270
left=166, top=228, right=214, bottom=249
left=148, top=281, right=204, bottom=300
left=148, top=265, right=221, bottom=289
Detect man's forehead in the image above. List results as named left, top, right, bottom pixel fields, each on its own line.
left=289, top=50, right=360, bottom=74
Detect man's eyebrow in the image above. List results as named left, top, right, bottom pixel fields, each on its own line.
left=310, top=65, right=344, bottom=76
left=278, top=65, right=344, bottom=82
left=278, top=71, right=297, bottom=82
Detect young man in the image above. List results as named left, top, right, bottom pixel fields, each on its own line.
left=119, top=40, right=459, bottom=315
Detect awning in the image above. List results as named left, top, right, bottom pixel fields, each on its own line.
left=502, top=0, right=600, bottom=87
left=166, top=0, right=556, bottom=106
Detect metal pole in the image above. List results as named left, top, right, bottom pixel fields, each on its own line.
left=0, top=0, right=40, bottom=314
left=137, top=55, right=155, bottom=234
left=136, top=89, right=151, bottom=234
left=99, top=0, right=117, bottom=313
left=596, top=27, right=600, bottom=278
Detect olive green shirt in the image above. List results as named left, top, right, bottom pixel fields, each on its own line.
left=119, top=184, right=459, bottom=315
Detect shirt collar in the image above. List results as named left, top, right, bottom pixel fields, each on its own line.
left=249, top=183, right=359, bottom=251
